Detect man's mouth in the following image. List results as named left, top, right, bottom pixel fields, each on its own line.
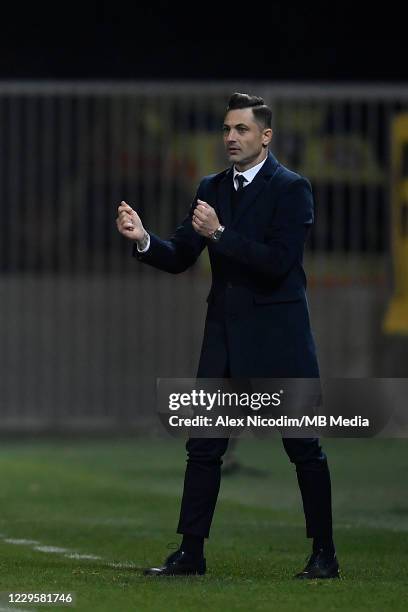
left=228, top=147, right=240, bottom=153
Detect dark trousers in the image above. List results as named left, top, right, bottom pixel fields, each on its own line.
left=176, top=306, right=333, bottom=540
left=176, top=436, right=333, bottom=539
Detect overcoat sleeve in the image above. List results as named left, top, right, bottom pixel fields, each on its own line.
left=132, top=181, right=207, bottom=274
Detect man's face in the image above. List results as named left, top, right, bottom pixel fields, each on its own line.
left=223, top=108, right=272, bottom=170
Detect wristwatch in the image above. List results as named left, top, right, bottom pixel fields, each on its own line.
left=210, top=225, right=225, bottom=242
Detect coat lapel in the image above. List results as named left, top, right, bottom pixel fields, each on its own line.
left=215, top=167, right=233, bottom=227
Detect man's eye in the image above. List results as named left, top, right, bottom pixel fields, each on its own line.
left=222, top=127, right=229, bottom=133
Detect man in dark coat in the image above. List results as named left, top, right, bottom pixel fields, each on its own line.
left=116, top=93, right=339, bottom=579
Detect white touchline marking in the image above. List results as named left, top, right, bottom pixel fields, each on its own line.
left=33, top=545, right=71, bottom=554
left=0, top=534, right=127, bottom=567
left=3, top=538, right=40, bottom=546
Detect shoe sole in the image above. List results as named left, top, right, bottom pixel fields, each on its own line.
left=295, top=571, right=340, bottom=580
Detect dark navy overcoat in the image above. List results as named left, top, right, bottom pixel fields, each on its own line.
left=134, top=151, right=319, bottom=379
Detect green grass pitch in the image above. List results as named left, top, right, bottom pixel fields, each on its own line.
left=0, top=437, right=407, bottom=611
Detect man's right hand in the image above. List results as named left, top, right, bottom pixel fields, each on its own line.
left=116, top=201, right=145, bottom=242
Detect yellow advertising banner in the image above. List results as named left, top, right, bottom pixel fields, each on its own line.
left=383, top=114, right=408, bottom=334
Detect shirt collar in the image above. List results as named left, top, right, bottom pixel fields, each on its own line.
left=233, top=155, right=268, bottom=186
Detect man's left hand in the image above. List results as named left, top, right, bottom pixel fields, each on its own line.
left=192, top=199, right=220, bottom=238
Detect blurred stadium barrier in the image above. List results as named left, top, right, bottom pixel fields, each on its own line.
left=0, top=82, right=407, bottom=432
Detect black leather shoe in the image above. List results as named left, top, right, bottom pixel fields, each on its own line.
left=294, top=549, right=340, bottom=579
left=143, top=549, right=206, bottom=576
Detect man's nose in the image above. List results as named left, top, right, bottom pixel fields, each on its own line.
left=226, top=131, right=237, bottom=142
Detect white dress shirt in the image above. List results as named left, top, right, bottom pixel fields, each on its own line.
left=233, top=155, right=267, bottom=190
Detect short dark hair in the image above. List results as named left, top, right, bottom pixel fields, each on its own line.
left=226, top=92, right=272, bottom=129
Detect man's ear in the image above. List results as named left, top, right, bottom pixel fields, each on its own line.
left=263, top=128, right=273, bottom=146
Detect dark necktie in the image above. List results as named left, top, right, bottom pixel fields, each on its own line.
left=235, top=174, right=247, bottom=192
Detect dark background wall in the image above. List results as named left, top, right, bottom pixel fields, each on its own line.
left=0, top=3, right=406, bottom=81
